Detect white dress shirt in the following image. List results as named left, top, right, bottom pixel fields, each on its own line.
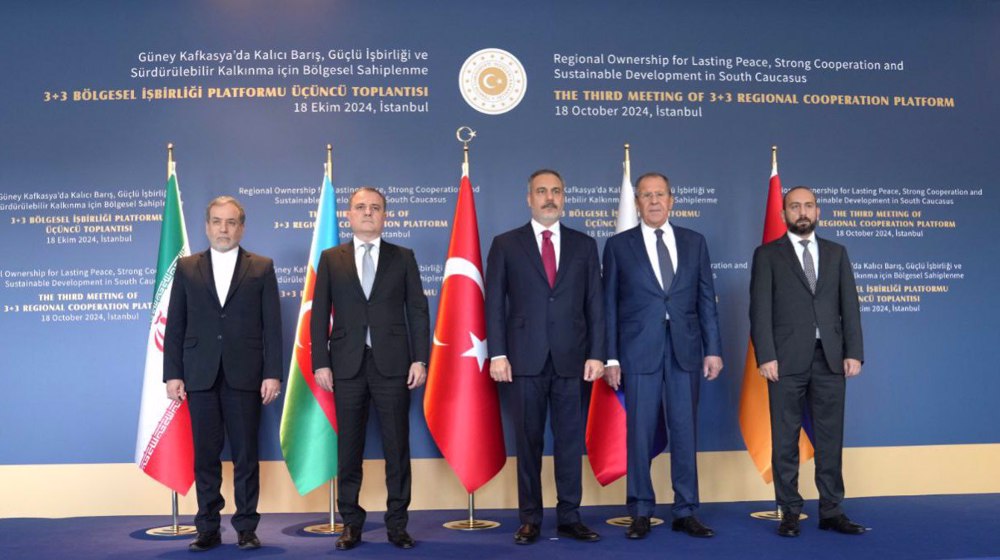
left=210, top=247, right=239, bottom=306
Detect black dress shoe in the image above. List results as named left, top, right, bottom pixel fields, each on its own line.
left=335, top=526, right=363, bottom=550
left=557, top=522, right=600, bottom=542
left=237, top=530, right=261, bottom=550
left=625, top=516, right=651, bottom=539
left=514, top=523, right=540, bottom=545
left=189, top=531, right=222, bottom=552
left=387, top=529, right=416, bottom=549
left=777, top=515, right=800, bottom=537
left=671, top=516, right=715, bottom=538
left=819, top=514, right=866, bottom=535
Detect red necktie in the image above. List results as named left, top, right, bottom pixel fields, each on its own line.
left=541, top=229, right=556, bottom=288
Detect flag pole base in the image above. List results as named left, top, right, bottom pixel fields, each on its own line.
left=145, top=525, right=197, bottom=537
left=750, top=511, right=808, bottom=521
left=303, top=522, right=344, bottom=535
left=442, top=492, right=500, bottom=530
left=606, top=516, right=664, bottom=527
left=443, top=519, right=500, bottom=531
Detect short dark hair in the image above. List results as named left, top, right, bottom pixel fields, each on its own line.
left=634, top=172, right=672, bottom=196
left=349, top=186, right=387, bottom=210
left=783, top=185, right=816, bottom=208
left=528, top=169, right=564, bottom=190
left=205, top=196, right=246, bottom=224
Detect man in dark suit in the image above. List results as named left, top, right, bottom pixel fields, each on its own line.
left=603, top=172, right=723, bottom=540
left=485, top=169, right=605, bottom=544
left=311, top=186, right=430, bottom=550
left=750, top=186, right=865, bottom=537
left=164, top=196, right=283, bottom=552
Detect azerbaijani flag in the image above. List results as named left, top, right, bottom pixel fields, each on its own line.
left=279, top=167, right=341, bottom=495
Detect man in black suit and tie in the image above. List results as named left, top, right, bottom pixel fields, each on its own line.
left=311, top=186, right=430, bottom=550
left=485, top=169, right=605, bottom=544
left=750, top=186, right=865, bottom=537
left=164, top=196, right=283, bottom=551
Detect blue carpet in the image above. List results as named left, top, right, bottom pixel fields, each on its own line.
left=2, top=495, right=999, bottom=559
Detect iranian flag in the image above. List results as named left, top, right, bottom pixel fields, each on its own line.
left=424, top=163, right=505, bottom=493
left=280, top=169, right=340, bottom=495
left=135, top=164, right=194, bottom=494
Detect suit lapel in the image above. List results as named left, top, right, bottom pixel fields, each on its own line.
left=552, top=227, right=576, bottom=289
left=777, top=235, right=813, bottom=292
left=197, top=251, right=223, bottom=309
left=370, top=240, right=394, bottom=298
left=625, top=226, right=662, bottom=292
left=516, top=223, right=550, bottom=287
left=815, top=237, right=836, bottom=293
left=223, top=249, right=251, bottom=308
left=340, top=242, right=367, bottom=300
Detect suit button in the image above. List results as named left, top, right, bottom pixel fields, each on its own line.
left=220, top=313, right=226, bottom=318
left=217, top=335, right=223, bottom=340
left=549, top=297, right=555, bottom=302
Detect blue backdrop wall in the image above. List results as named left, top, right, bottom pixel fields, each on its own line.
left=1, top=0, right=997, bottom=467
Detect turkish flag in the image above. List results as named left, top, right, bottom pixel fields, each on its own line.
left=424, top=168, right=506, bottom=493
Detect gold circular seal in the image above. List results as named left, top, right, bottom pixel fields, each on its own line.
left=459, top=48, right=527, bottom=115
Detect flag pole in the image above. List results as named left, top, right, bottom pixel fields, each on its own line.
left=302, top=144, right=345, bottom=536
left=746, top=145, right=805, bottom=523
left=604, top=143, right=663, bottom=529
left=145, top=142, right=196, bottom=537
left=441, top=126, right=499, bottom=531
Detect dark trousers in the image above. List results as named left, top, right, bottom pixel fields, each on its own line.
left=768, top=341, right=846, bottom=519
left=335, top=347, right=412, bottom=531
left=187, top=369, right=262, bottom=534
left=510, top=355, right=584, bottom=526
left=624, top=321, right=701, bottom=520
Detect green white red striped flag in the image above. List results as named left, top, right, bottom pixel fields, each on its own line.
left=135, top=163, right=195, bottom=494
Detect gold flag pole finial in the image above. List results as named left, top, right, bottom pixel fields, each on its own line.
left=624, top=143, right=631, bottom=177
left=167, top=143, right=174, bottom=178
left=771, top=145, right=778, bottom=169
left=456, top=126, right=476, bottom=167
left=326, top=144, right=333, bottom=181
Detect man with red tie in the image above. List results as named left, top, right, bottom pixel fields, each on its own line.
left=485, top=169, right=605, bottom=544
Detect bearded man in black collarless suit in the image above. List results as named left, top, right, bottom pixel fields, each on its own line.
left=164, top=196, right=283, bottom=551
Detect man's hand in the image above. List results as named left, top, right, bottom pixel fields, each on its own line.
left=489, top=356, right=513, bottom=383
left=261, top=378, right=282, bottom=405
left=844, top=358, right=862, bottom=378
left=759, top=360, right=779, bottom=382
left=407, top=362, right=427, bottom=390
left=583, top=359, right=604, bottom=382
left=604, top=365, right=621, bottom=390
left=703, top=355, right=723, bottom=380
left=314, top=367, right=334, bottom=392
left=166, top=379, right=186, bottom=402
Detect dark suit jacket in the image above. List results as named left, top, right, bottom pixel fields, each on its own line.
left=750, top=234, right=864, bottom=374
left=485, top=223, right=605, bottom=377
left=310, top=239, right=430, bottom=379
left=163, top=248, right=283, bottom=392
left=603, top=224, right=722, bottom=374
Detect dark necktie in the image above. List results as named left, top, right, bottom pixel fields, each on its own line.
left=800, top=239, right=817, bottom=293
left=655, top=228, right=674, bottom=293
left=541, top=230, right=556, bottom=288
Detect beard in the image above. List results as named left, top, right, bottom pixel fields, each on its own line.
left=786, top=217, right=817, bottom=235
